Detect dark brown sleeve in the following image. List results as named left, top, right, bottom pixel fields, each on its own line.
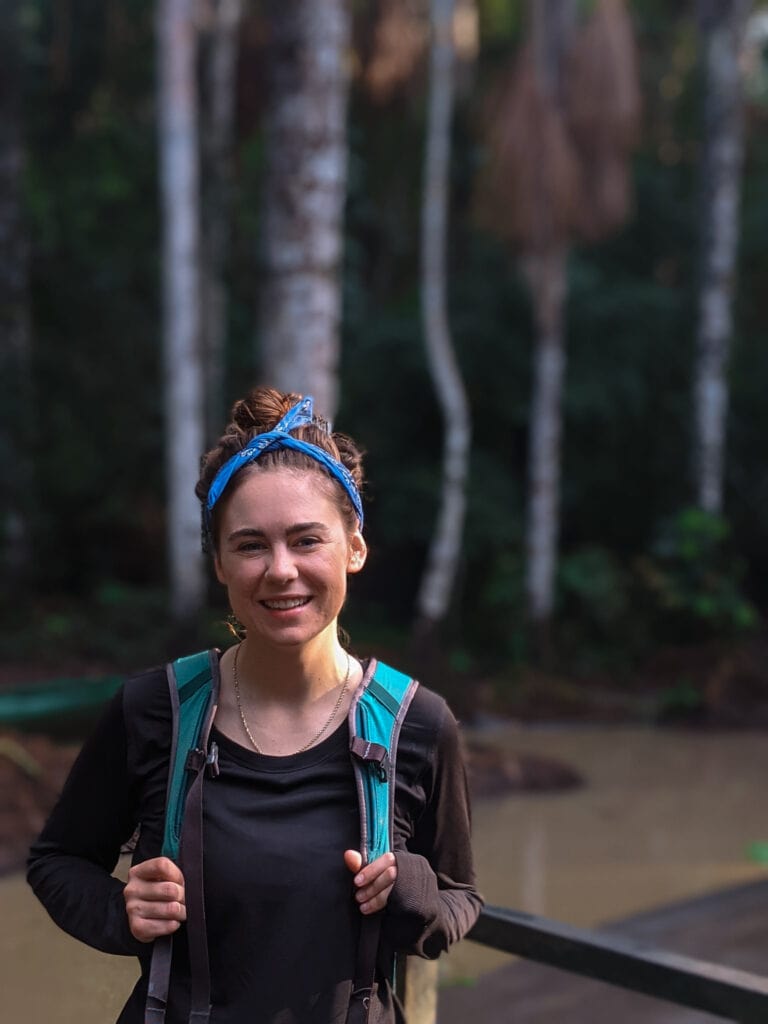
left=383, top=696, right=483, bottom=957
left=26, top=686, right=147, bottom=956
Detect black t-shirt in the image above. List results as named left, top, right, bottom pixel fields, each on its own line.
left=28, top=657, right=482, bottom=1024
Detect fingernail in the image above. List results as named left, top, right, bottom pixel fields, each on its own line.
left=355, top=874, right=364, bottom=885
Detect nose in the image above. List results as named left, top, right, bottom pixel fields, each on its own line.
left=265, top=543, right=298, bottom=583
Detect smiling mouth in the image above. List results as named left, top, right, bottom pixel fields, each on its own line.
left=261, top=597, right=311, bottom=611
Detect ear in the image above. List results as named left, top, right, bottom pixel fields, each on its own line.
left=214, top=553, right=226, bottom=585
left=347, top=531, right=368, bottom=575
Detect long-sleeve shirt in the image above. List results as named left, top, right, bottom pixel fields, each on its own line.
left=27, top=656, right=483, bottom=1023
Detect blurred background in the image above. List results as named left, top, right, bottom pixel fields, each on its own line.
left=2, top=0, right=768, bottom=1020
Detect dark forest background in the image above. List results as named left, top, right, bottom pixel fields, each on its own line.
left=3, top=0, right=768, bottom=721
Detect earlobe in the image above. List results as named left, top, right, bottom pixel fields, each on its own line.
left=214, top=555, right=226, bottom=585
left=347, top=533, right=368, bottom=574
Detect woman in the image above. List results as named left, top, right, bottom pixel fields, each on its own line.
left=27, top=386, right=482, bottom=1024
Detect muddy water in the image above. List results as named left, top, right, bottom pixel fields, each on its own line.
left=443, top=725, right=768, bottom=984
left=3, top=727, right=767, bottom=1021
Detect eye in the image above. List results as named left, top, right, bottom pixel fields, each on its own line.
left=295, top=535, right=321, bottom=548
left=237, top=540, right=266, bottom=553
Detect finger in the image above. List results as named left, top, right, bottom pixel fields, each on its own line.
left=355, top=864, right=397, bottom=905
left=351, top=852, right=395, bottom=888
left=127, top=880, right=186, bottom=905
left=343, top=849, right=363, bottom=875
left=128, top=900, right=187, bottom=923
left=356, top=869, right=397, bottom=902
left=358, top=883, right=395, bottom=915
left=129, top=916, right=183, bottom=943
left=130, top=857, right=185, bottom=884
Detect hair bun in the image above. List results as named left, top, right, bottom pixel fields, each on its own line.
left=231, top=388, right=305, bottom=434
left=230, top=398, right=259, bottom=431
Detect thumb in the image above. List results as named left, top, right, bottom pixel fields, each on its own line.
left=344, top=849, right=363, bottom=876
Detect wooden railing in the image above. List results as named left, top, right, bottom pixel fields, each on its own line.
left=397, top=905, right=768, bottom=1024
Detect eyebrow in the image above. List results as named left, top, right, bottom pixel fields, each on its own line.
left=226, top=522, right=328, bottom=543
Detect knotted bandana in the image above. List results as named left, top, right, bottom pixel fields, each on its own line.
left=205, top=396, right=364, bottom=528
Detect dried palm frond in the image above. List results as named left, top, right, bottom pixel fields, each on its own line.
left=475, top=0, right=640, bottom=249
left=565, top=0, right=641, bottom=238
left=475, top=48, right=582, bottom=249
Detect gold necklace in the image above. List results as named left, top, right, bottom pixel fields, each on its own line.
left=232, top=643, right=352, bottom=755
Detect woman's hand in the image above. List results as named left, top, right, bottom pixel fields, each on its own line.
left=123, top=856, right=187, bottom=942
left=344, top=849, right=397, bottom=914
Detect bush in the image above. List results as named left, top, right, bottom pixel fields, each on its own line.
left=635, top=507, right=758, bottom=641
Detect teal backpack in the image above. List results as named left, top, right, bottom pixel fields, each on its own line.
left=145, top=649, right=419, bottom=1024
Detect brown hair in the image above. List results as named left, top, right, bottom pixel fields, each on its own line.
left=196, top=386, right=365, bottom=551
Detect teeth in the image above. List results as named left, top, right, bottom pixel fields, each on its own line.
left=263, top=598, right=309, bottom=610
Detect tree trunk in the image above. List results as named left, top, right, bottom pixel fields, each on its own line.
left=157, top=0, right=206, bottom=624
left=693, top=0, right=750, bottom=514
left=414, top=0, right=471, bottom=643
left=523, top=0, right=577, bottom=633
left=0, top=0, right=33, bottom=589
left=200, top=0, right=242, bottom=443
left=523, top=245, right=568, bottom=628
left=258, top=0, right=352, bottom=421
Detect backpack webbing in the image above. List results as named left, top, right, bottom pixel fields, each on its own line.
left=162, top=650, right=219, bottom=861
left=146, top=651, right=418, bottom=1024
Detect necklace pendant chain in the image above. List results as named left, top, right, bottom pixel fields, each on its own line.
left=233, top=644, right=352, bottom=755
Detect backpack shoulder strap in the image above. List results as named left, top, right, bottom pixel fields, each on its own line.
left=162, top=649, right=219, bottom=862
left=348, top=659, right=419, bottom=864
left=147, top=649, right=219, bottom=1024
left=347, top=660, right=418, bottom=1024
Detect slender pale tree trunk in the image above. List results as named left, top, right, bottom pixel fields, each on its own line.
left=0, top=0, right=32, bottom=588
left=523, top=245, right=567, bottom=625
left=693, top=0, right=750, bottom=514
left=523, top=0, right=577, bottom=631
left=415, top=0, right=471, bottom=640
left=201, top=0, right=242, bottom=442
left=157, top=0, right=206, bottom=623
left=259, top=0, right=352, bottom=420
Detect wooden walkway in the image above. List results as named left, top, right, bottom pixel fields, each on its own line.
left=437, top=879, right=768, bottom=1023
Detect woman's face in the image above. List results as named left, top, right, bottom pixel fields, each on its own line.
left=213, top=467, right=367, bottom=652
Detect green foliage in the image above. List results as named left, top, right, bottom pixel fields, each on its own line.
left=1, top=583, right=232, bottom=670
left=558, top=546, right=630, bottom=628
left=6, top=0, right=768, bottom=684
left=656, top=680, right=704, bottom=719
left=636, top=508, right=758, bottom=640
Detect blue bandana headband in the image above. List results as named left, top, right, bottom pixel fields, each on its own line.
left=205, top=396, right=364, bottom=529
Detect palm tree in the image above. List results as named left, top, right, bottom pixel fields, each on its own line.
left=476, top=0, right=640, bottom=644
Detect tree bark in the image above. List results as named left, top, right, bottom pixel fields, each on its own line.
left=0, top=0, right=33, bottom=589
left=523, top=245, right=568, bottom=627
left=523, top=0, right=577, bottom=630
left=200, top=0, right=242, bottom=443
left=414, top=0, right=471, bottom=640
left=157, top=0, right=206, bottom=623
left=258, top=0, right=352, bottom=420
left=693, top=0, right=750, bottom=514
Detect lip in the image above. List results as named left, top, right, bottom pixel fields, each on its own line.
left=259, top=596, right=312, bottom=611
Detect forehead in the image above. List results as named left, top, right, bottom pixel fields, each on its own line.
left=219, top=465, right=344, bottom=527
